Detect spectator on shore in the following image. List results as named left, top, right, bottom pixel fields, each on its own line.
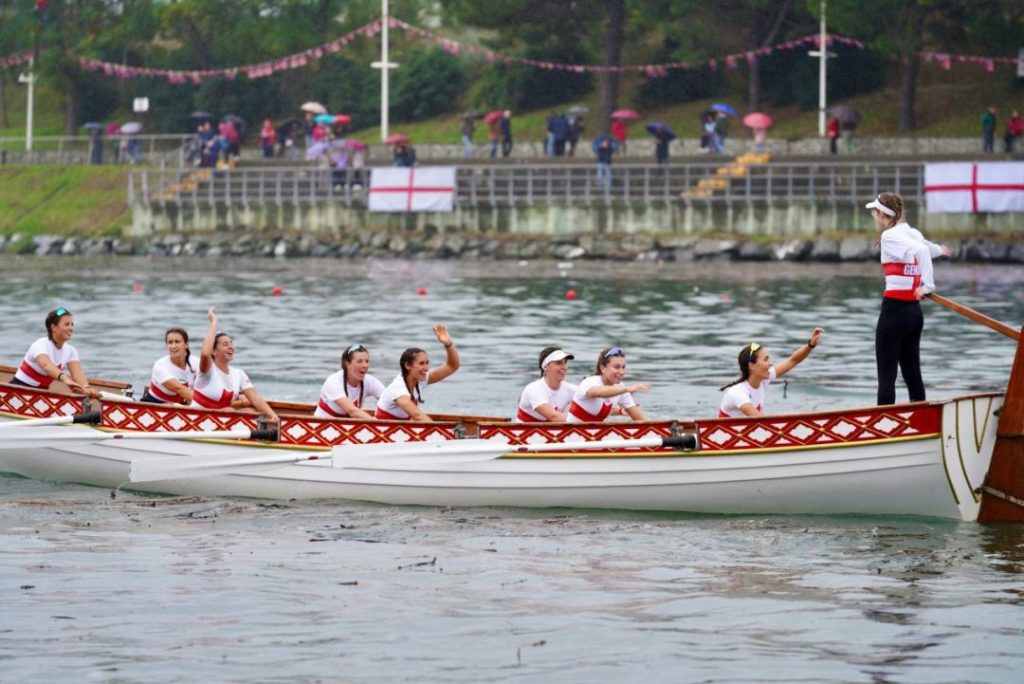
left=714, top=112, right=730, bottom=154
left=982, top=106, right=997, bottom=153
left=1004, top=109, right=1022, bottom=153
left=826, top=115, right=840, bottom=155
left=610, top=118, right=627, bottom=155
left=460, top=116, right=475, bottom=159
left=259, top=119, right=277, bottom=160
left=550, top=114, right=570, bottom=156
left=568, top=115, right=583, bottom=156
left=594, top=134, right=614, bottom=188
left=500, top=111, right=513, bottom=158
left=545, top=113, right=557, bottom=156
left=488, top=117, right=500, bottom=158
left=393, top=142, right=416, bottom=168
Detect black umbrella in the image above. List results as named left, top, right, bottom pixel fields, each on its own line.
left=276, top=117, right=300, bottom=137
left=827, top=105, right=861, bottom=127
left=223, top=113, right=248, bottom=135
left=645, top=121, right=676, bottom=140
left=190, top=111, right=214, bottom=121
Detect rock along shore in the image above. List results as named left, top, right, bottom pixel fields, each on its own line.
left=3, top=231, right=1023, bottom=264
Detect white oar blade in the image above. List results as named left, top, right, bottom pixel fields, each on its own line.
left=130, top=452, right=325, bottom=483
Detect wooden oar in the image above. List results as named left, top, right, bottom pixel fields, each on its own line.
left=927, top=293, right=1021, bottom=342
left=128, top=433, right=700, bottom=482
left=0, top=410, right=101, bottom=429
left=332, top=433, right=700, bottom=469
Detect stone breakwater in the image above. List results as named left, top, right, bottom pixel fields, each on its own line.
left=4, top=232, right=1023, bottom=263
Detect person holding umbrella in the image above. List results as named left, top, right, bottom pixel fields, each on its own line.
left=826, top=115, right=840, bottom=155
left=259, top=119, right=277, bottom=159
left=742, top=112, right=773, bottom=155
left=610, top=109, right=639, bottom=155
left=483, top=110, right=502, bottom=158
left=646, top=121, right=675, bottom=165
left=460, top=113, right=477, bottom=159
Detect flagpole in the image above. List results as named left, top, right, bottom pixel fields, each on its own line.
left=371, top=0, right=398, bottom=142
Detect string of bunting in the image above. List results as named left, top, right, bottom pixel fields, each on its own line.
left=3, top=16, right=1021, bottom=84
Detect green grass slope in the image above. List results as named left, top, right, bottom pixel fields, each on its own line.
left=0, top=166, right=131, bottom=237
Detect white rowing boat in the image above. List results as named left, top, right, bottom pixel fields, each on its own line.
left=2, top=293, right=1021, bottom=521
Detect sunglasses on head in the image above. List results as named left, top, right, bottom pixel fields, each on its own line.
left=603, top=347, right=625, bottom=359
left=346, top=344, right=367, bottom=355
left=54, top=307, right=69, bottom=317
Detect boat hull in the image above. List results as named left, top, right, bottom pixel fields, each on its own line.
left=0, top=392, right=1000, bottom=520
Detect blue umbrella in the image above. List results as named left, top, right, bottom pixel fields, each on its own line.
left=645, top=122, right=676, bottom=140
left=711, top=102, right=738, bottom=116
left=592, top=134, right=616, bottom=154
left=314, top=113, right=335, bottom=125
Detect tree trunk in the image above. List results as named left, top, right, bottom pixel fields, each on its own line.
left=60, top=63, right=81, bottom=136
left=898, top=2, right=924, bottom=132
left=597, top=0, right=625, bottom=136
left=0, top=76, right=9, bottom=129
left=747, top=0, right=792, bottom=111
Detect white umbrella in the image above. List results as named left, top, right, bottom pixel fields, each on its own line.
left=120, top=121, right=142, bottom=134
left=301, top=102, right=327, bottom=115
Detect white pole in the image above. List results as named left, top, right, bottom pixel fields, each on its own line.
left=818, top=0, right=827, bottom=137
left=23, top=56, right=35, bottom=152
left=371, top=0, right=398, bottom=142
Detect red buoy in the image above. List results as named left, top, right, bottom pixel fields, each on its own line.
left=417, top=287, right=428, bottom=296
left=565, top=289, right=577, bottom=300
left=271, top=285, right=283, bottom=296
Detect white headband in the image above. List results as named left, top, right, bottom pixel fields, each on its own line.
left=865, top=196, right=897, bottom=217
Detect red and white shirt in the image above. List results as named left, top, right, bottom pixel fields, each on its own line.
left=719, top=367, right=777, bottom=418
left=314, top=371, right=386, bottom=418
left=375, top=374, right=428, bottom=420
left=14, top=337, right=80, bottom=388
left=517, top=378, right=577, bottom=422
left=191, top=363, right=252, bottom=410
left=880, top=222, right=943, bottom=301
left=147, top=355, right=196, bottom=404
left=567, top=375, right=637, bottom=424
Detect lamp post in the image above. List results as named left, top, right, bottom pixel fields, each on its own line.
left=17, top=57, right=36, bottom=152
left=807, top=0, right=834, bottom=137
left=371, top=0, right=399, bottom=141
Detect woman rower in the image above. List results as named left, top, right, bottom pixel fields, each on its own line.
left=313, top=343, right=385, bottom=420
left=375, top=325, right=460, bottom=422
left=11, top=307, right=101, bottom=399
left=191, top=307, right=278, bottom=424
left=567, top=347, right=649, bottom=423
left=141, top=328, right=195, bottom=404
left=867, top=192, right=951, bottom=405
left=516, top=347, right=577, bottom=422
left=718, top=328, right=825, bottom=418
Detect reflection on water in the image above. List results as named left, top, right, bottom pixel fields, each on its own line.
left=2, top=257, right=1024, bottom=682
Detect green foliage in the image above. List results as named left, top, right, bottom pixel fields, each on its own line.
left=637, top=67, right=725, bottom=109
left=392, top=48, right=466, bottom=122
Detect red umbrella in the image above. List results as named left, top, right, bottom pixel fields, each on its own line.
left=482, top=110, right=504, bottom=124
left=610, top=108, right=640, bottom=121
left=742, top=112, right=773, bottom=129
left=384, top=133, right=410, bottom=145
left=333, top=114, right=352, bottom=125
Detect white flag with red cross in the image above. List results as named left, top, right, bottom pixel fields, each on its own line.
left=368, top=167, right=456, bottom=212
left=924, top=162, right=1024, bottom=213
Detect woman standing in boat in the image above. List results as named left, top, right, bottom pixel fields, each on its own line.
left=375, top=325, right=460, bottom=421
left=141, top=328, right=195, bottom=404
left=516, top=347, right=578, bottom=422
left=11, top=307, right=101, bottom=399
left=718, top=328, right=825, bottom=417
left=567, top=347, right=649, bottom=423
left=314, top=344, right=385, bottom=420
left=192, top=307, right=278, bottom=424
left=868, top=192, right=951, bottom=405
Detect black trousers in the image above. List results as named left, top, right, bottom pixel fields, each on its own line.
left=875, top=297, right=925, bottom=405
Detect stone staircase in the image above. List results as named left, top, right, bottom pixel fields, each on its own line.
left=679, top=152, right=771, bottom=200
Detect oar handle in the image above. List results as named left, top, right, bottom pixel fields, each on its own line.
left=927, top=293, right=1021, bottom=342
left=250, top=428, right=279, bottom=442
left=662, top=434, right=699, bottom=451
left=72, top=411, right=102, bottom=425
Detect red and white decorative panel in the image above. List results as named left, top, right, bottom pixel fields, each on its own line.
left=695, top=405, right=942, bottom=453
left=278, top=417, right=458, bottom=447
left=0, top=386, right=83, bottom=419
left=479, top=421, right=676, bottom=451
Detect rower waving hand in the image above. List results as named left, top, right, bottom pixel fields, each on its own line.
left=375, top=324, right=460, bottom=422
left=718, top=328, right=825, bottom=418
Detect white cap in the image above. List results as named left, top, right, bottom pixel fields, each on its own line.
left=541, top=349, right=574, bottom=369
left=865, top=196, right=896, bottom=217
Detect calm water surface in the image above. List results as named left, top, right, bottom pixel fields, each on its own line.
left=1, top=257, right=1023, bottom=682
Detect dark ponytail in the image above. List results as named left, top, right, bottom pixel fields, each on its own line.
left=399, top=347, right=425, bottom=404
left=166, top=327, right=192, bottom=372
left=719, top=343, right=760, bottom=391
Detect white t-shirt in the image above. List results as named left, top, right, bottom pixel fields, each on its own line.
left=517, top=378, right=577, bottom=421
left=314, top=370, right=386, bottom=418
left=148, top=355, right=197, bottom=403
left=719, top=366, right=777, bottom=417
left=15, top=337, right=80, bottom=387
left=191, top=363, right=253, bottom=410
left=567, top=375, right=637, bottom=423
left=376, top=374, right=429, bottom=420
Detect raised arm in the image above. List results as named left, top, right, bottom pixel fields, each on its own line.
left=774, top=327, right=825, bottom=379
left=199, top=307, right=217, bottom=374
left=427, top=324, right=460, bottom=385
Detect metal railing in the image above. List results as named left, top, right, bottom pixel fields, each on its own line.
left=0, top=134, right=193, bottom=166
left=128, top=161, right=928, bottom=209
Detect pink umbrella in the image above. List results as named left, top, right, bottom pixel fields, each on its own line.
left=482, top=110, right=504, bottom=124
left=742, top=112, right=773, bottom=129
left=610, top=108, right=641, bottom=121
left=384, top=133, right=410, bottom=145
left=333, top=114, right=352, bottom=125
